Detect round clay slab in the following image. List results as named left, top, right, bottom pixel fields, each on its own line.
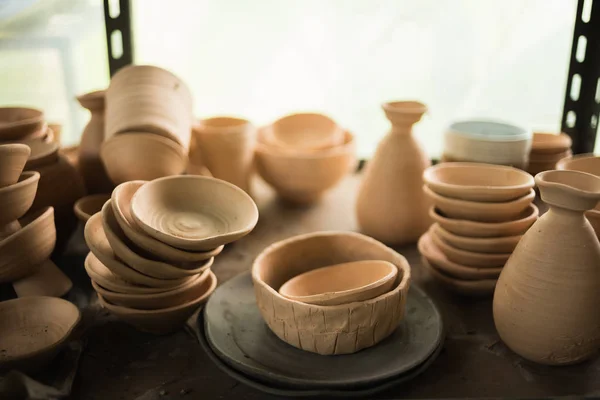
left=202, top=271, right=444, bottom=390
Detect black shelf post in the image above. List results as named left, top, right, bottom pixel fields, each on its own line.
left=103, top=0, right=133, bottom=77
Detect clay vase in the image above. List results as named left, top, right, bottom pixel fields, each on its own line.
left=77, top=90, right=113, bottom=194
left=493, top=170, right=600, bottom=365
left=356, top=101, right=432, bottom=245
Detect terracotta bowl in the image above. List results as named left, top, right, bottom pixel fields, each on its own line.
left=131, top=175, right=258, bottom=251
left=428, top=228, right=510, bottom=268
left=556, top=153, right=599, bottom=172
left=74, top=194, right=111, bottom=223
left=263, top=112, right=344, bottom=151
left=97, top=270, right=217, bottom=335
left=0, top=296, right=80, bottom=373
left=0, top=143, right=31, bottom=187
left=429, top=205, right=538, bottom=238
left=278, top=260, right=398, bottom=306
left=530, top=132, right=572, bottom=154
left=100, top=133, right=187, bottom=185
left=111, top=181, right=223, bottom=264
left=421, top=257, right=497, bottom=296
left=21, top=133, right=60, bottom=169
left=252, top=231, right=411, bottom=355
left=424, top=185, right=535, bottom=222
left=528, top=149, right=572, bottom=164
left=431, top=223, right=521, bottom=253
left=0, top=171, right=40, bottom=226
left=423, top=162, right=534, bottom=202
left=382, top=101, right=428, bottom=126
left=255, top=130, right=356, bottom=204
left=101, top=200, right=214, bottom=279
left=0, top=107, right=45, bottom=140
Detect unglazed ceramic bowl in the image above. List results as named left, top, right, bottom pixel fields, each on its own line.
left=428, top=228, right=510, bottom=268
left=278, top=260, right=398, bottom=306
left=421, top=257, right=497, bottom=296
left=556, top=153, right=599, bottom=172
left=0, top=143, right=30, bottom=187
left=528, top=149, right=572, bottom=164
left=530, top=132, right=572, bottom=154
left=0, top=171, right=40, bottom=226
left=0, top=107, right=45, bottom=140
left=97, top=270, right=217, bottom=335
left=131, top=175, right=258, bottom=251
left=21, top=133, right=60, bottom=169
left=252, top=231, right=411, bottom=355
left=382, top=101, right=428, bottom=126
left=424, top=185, right=535, bottom=222
left=432, top=223, right=521, bottom=253
left=74, top=194, right=111, bottom=223
left=264, top=112, right=344, bottom=151
left=423, top=162, right=534, bottom=202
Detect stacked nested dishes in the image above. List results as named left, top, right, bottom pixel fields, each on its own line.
left=421, top=162, right=538, bottom=296
left=526, top=132, right=573, bottom=175
left=84, top=175, right=259, bottom=334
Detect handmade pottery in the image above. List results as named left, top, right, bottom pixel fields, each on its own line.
left=97, top=270, right=217, bottom=335
left=530, top=132, right=572, bottom=154
left=421, top=257, right=497, bottom=296
left=131, top=175, right=258, bottom=251
left=0, top=296, right=80, bottom=373
left=528, top=149, right=572, bottom=164
left=0, top=107, right=45, bottom=140
left=255, top=130, right=356, bottom=204
left=100, top=133, right=187, bottom=185
left=423, top=162, right=534, bottom=202
left=586, top=210, right=600, bottom=237
left=73, top=194, right=110, bottom=223
left=0, top=143, right=30, bottom=187
left=12, top=260, right=72, bottom=298
left=356, top=101, right=432, bottom=245
left=0, top=171, right=39, bottom=226
left=263, top=112, right=343, bottom=151
left=556, top=152, right=598, bottom=172
left=252, top=231, right=411, bottom=355
left=428, top=228, right=509, bottom=268
left=48, top=123, right=62, bottom=143
left=494, top=170, right=600, bottom=365
left=20, top=133, right=60, bottom=169
left=278, top=260, right=398, bottom=306
left=431, top=223, right=521, bottom=253
left=424, top=186, right=535, bottom=223
left=192, top=117, right=256, bottom=193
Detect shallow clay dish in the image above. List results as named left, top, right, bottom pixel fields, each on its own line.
left=0, top=144, right=31, bottom=187
left=423, top=162, right=534, bottom=202
left=432, top=223, right=521, bottom=253
left=278, top=260, right=397, bottom=306
left=252, top=231, right=411, bottom=355
left=531, top=132, right=572, bottom=154
left=428, top=228, right=509, bottom=268
left=12, top=260, right=72, bottom=298
left=0, top=296, right=80, bottom=373
left=74, top=194, right=111, bottom=223
left=424, top=185, right=535, bottom=223
left=97, top=270, right=217, bottom=335
left=265, top=112, right=343, bottom=151
left=0, top=171, right=40, bottom=226
left=556, top=153, right=599, bottom=172
left=0, top=107, right=45, bottom=140
left=421, top=257, right=497, bottom=296
left=111, top=181, right=223, bottom=264
left=131, top=175, right=258, bottom=251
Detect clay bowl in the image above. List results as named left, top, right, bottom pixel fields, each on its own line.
left=76, top=89, right=105, bottom=111
left=84, top=212, right=192, bottom=288
left=131, top=175, right=258, bottom=251
left=423, top=162, right=534, bottom=202
left=556, top=153, right=599, bottom=172
left=528, top=149, right=572, bottom=164
left=530, top=132, right=572, bottom=154
left=382, top=101, right=428, bottom=126
left=255, top=130, right=357, bottom=204
left=97, top=270, right=217, bottom=335
left=0, top=296, right=80, bottom=373
left=21, top=132, right=60, bottom=169
left=91, top=268, right=211, bottom=310
left=421, top=257, right=497, bottom=297
left=263, top=112, right=344, bottom=152
left=74, top=194, right=111, bottom=223
left=111, top=181, right=223, bottom=264
left=100, top=133, right=187, bottom=185
left=0, top=107, right=45, bottom=140
left=278, top=260, right=398, bottom=306
left=423, top=185, right=535, bottom=223
left=0, top=143, right=30, bottom=187
left=432, top=223, right=521, bottom=253
left=428, top=228, right=510, bottom=268
left=0, top=171, right=40, bottom=226
left=252, top=231, right=411, bottom=355
left=101, top=200, right=214, bottom=279
left=429, top=205, right=538, bottom=238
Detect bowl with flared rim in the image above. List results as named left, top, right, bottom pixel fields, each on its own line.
left=431, top=223, right=521, bottom=253
left=0, top=143, right=30, bottom=187
left=74, top=194, right=111, bottom=223
left=421, top=257, right=497, bottom=297
left=0, top=171, right=40, bottom=226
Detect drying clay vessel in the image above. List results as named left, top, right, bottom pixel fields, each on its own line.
left=0, top=143, right=31, bottom=187
left=531, top=132, right=572, bottom=154
left=0, top=107, right=45, bottom=140
left=356, top=101, right=432, bottom=245
left=429, top=228, right=510, bottom=268
left=432, top=223, right=521, bottom=254
left=20, top=133, right=59, bottom=169
left=0, top=171, right=39, bottom=227
left=494, top=170, right=600, bottom=365
left=421, top=257, right=497, bottom=296
left=12, top=260, right=72, bottom=298
left=264, top=112, right=344, bottom=151
left=278, top=260, right=397, bottom=306
left=73, top=194, right=110, bottom=223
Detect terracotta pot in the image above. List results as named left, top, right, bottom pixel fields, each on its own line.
left=18, top=131, right=60, bottom=170
left=530, top=132, right=572, bottom=154
left=0, top=143, right=30, bottom=187
left=0, top=107, right=45, bottom=141
left=263, top=112, right=344, bottom=151
left=421, top=257, right=497, bottom=296
left=432, top=223, right=522, bottom=254
left=356, top=101, right=432, bottom=245
left=428, top=228, right=510, bottom=268
left=73, top=193, right=110, bottom=223
left=0, top=171, right=39, bottom=226
left=12, top=260, right=72, bottom=298
left=494, top=169, right=600, bottom=365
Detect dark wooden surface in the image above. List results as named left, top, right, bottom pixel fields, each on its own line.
left=51, top=174, right=600, bottom=399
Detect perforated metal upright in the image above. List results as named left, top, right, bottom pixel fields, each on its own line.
left=103, top=0, right=134, bottom=76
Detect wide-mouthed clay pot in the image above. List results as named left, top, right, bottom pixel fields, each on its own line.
left=73, top=194, right=110, bottom=223
left=278, top=260, right=398, bottom=306
left=530, top=132, right=572, bottom=154
left=494, top=170, right=600, bottom=365
left=0, top=107, right=45, bottom=140
left=21, top=133, right=60, bottom=169
left=424, top=185, right=535, bottom=223
left=421, top=257, right=497, bottom=296
left=429, top=228, right=510, bottom=268
left=0, top=143, right=30, bottom=187
left=131, top=175, right=258, bottom=251
left=0, top=171, right=40, bottom=226
left=432, top=223, right=521, bottom=254
left=97, top=270, right=217, bottom=335
left=111, top=181, right=223, bottom=264
left=252, top=231, right=411, bottom=355
left=263, top=112, right=344, bottom=151
left=423, top=162, right=534, bottom=202
left=12, top=260, right=72, bottom=298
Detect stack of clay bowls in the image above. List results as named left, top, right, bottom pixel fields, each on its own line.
left=102, top=65, right=192, bottom=185
left=84, top=175, right=259, bottom=334
left=255, top=112, right=356, bottom=205
left=443, top=120, right=532, bottom=169
left=526, top=132, right=573, bottom=175
left=420, top=162, right=537, bottom=296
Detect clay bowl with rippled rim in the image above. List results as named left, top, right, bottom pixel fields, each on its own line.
left=262, top=112, right=344, bottom=152
left=530, top=132, right=572, bottom=155
left=97, top=270, right=217, bottom=335
left=431, top=223, right=521, bottom=254
left=101, top=200, right=213, bottom=279
left=0, top=171, right=40, bottom=226
left=111, top=181, right=223, bottom=264
left=91, top=268, right=211, bottom=310
left=84, top=212, right=193, bottom=288
left=278, top=260, right=398, bottom=306
left=0, top=107, right=45, bottom=140
left=424, top=185, right=535, bottom=223
left=73, top=194, right=111, bottom=223
left=0, top=296, right=80, bottom=373
left=428, top=228, right=509, bottom=268
left=0, top=144, right=30, bottom=187
left=131, top=175, right=258, bottom=251
left=421, top=257, right=497, bottom=297
left=100, top=133, right=187, bottom=185
left=423, top=162, right=534, bottom=202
